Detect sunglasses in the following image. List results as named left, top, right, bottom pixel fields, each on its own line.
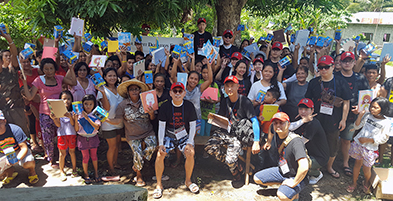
left=317, top=65, right=331, bottom=70
left=224, top=35, right=233, bottom=39
left=172, top=89, right=184, bottom=94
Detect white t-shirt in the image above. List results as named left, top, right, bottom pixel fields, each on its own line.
left=97, top=86, right=124, bottom=131
left=247, top=79, right=287, bottom=102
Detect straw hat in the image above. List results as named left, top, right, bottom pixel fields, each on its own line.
left=117, top=79, right=149, bottom=98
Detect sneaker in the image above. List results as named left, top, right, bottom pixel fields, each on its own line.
left=60, top=173, right=67, bottom=182
left=309, top=171, right=323, bottom=185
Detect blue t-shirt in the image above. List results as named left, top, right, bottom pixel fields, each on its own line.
left=0, top=124, right=27, bottom=153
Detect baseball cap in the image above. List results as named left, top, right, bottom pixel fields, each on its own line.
left=197, top=18, right=206, bottom=24
left=223, top=30, right=233, bottom=36
left=171, top=82, right=185, bottom=90
left=317, top=55, right=334, bottom=66
left=298, top=98, right=314, bottom=108
left=224, top=75, right=239, bottom=84
left=341, top=51, right=355, bottom=61
left=253, top=57, right=264, bottom=64
left=231, top=52, right=242, bottom=60
left=270, top=112, right=290, bottom=122
left=272, top=42, right=283, bottom=50
left=142, top=24, right=150, bottom=30
left=0, top=110, right=4, bottom=120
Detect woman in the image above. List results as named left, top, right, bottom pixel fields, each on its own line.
left=111, top=79, right=157, bottom=187
left=233, top=60, right=251, bottom=96
left=96, top=68, right=124, bottom=175
left=70, top=62, right=96, bottom=101
left=248, top=64, right=287, bottom=107
left=239, top=39, right=249, bottom=53
left=151, top=73, right=171, bottom=135
left=22, top=58, right=77, bottom=167
left=250, top=58, right=264, bottom=84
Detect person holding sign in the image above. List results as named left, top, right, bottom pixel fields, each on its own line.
left=22, top=58, right=77, bottom=168
left=111, top=79, right=156, bottom=187
left=193, top=18, right=213, bottom=58
left=305, top=55, right=351, bottom=179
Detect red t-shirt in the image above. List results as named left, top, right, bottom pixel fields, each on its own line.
left=18, top=68, right=39, bottom=88
left=56, top=67, right=67, bottom=76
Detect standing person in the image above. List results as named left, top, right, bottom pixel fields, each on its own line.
left=111, top=79, right=157, bottom=187
left=22, top=58, right=77, bottom=168
left=96, top=68, right=124, bottom=175
left=193, top=18, right=213, bottom=57
left=364, top=55, right=389, bottom=93
left=233, top=60, right=251, bottom=96
left=74, top=95, right=102, bottom=184
left=219, top=30, right=239, bottom=59
left=265, top=42, right=295, bottom=79
left=305, top=55, right=351, bottom=178
left=254, top=112, right=309, bottom=201
left=335, top=51, right=369, bottom=177
left=70, top=62, right=96, bottom=101
left=205, top=76, right=261, bottom=182
left=153, top=82, right=199, bottom=199
left=215, top=52, right=242, bottom=83
left=50, top=91, right=78, bottom=181
left=346, top=97, right=390, bottom=193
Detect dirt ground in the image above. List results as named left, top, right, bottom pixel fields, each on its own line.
left=1, top=138, right=390, bottom=201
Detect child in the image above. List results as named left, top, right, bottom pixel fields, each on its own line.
left=346, top=97, right=391, bottom=193
left=74, top=94, right=102, bottom=184
left=50, top=91, right=78, bottom=181
left=258, top=88, right=280, bottom=135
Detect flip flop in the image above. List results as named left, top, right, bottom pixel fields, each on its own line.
left=28, top=174, right=39, bottom=184
left=153, top=188, right=163, bottom=199
left=133, top=176, right=146, bottom=187
left=346, top=185, right=355, bottom=193
left=84, top=177, right=92, bottom=184
left=2, top=172, right=18, bottom=184
left=152, top=175, right=170, bottom=181
left=71, top=171, right=78, bottom=178
left=362, top=181, right=371, bottom=194
left=187, top=183, right=199, bottom=194
left=95, top=176, right=102, bottom=183
left=328, top=171, right=340, bottom=178
left=343, top=167, right=353, bottom=176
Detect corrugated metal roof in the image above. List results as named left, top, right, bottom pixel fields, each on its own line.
left=347, top=12, right=393, bottom=25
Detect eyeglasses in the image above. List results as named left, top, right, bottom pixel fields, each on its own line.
left=341, top=60, right=353, bottom=64
left=128, top=88, right=141, bottom=92
left=317, top=65, right=331, bottom=70
left=172, top=89, right=184, bottom=94
left=224, top=35, right=233, bottom=39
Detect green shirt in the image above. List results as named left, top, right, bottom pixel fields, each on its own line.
left=199, top=80, right=221, bottom=119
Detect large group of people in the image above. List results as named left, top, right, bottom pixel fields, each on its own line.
left=0, top=17, right=392, bottom=200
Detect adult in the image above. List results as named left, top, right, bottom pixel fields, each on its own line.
left=248, top=64, right=287, bottom=108
left=233, top=60, right=251, bottom=96
left=1, top=50, right=11, bottom=68
left=111, top=79, right=157, bottom=187
left=154, top=82, right=199, bottom=199
left=265, top=42, right=295, bottom=79
left=254, top=112, right=309, bottom=201
left=0, top=110, right=39, bottom=185
left=192, top=18, right=213, bottom=57
left=250, top=57, right=264, bottom=84
left=239, top=39, right=250, bottom=53
left=96, top=68, right=124, bottom=175
left=205, top=76, right=261, bottom=182
left=305, top=55, right=351, bottom=178
left=70, top=62, right=96, bottom=102
left=22, top=58, right=77, bottom=167
left=215, top=52, right=242, bottom=83
left=219, top=30, right=239, bottom=59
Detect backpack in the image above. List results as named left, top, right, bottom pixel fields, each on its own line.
left=278, top=132, right=312, bottom=169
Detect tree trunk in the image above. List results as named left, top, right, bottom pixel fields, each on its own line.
left=215, top=0, right=248, bottom=47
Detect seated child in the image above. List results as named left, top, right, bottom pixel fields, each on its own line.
left=257, top=88, right=280, bottom=135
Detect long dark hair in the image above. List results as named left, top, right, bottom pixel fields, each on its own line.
left=370, top=97, right=390, bottom=116
left=40, top=58, right=59, bottom=72
left=74, top=62, right=90, bottom=77
left=262, top=64, right=280, bottom=96
left=81, top=94, right=97, bottom=112
left=233, top=60, right=248, bottom=78
left=102, top=67, right=120, bottom=87
left=59, top=90, right=74, bottom=111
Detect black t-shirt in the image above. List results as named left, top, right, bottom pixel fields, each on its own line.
left=193, top=31, right=213, bottom=55
left=293, top=119, right=329, bottom=167
left=382, top=77, right=393, bottom=100
left=277, top=135, right=308, bottom=177
left=237, top=77, right=251, bottom=96
left=158, top=100, right=197, bottom=135
left=218, top=95, right=255, bottom=122
left=152, top=89, right=172, bottom=135
left=219, top=45, right=239, bottom=59
left=305, top=76, right=352, bottom=133
left=265, top=59, right=296, bottom=79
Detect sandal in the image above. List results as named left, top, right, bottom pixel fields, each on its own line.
left=343, top=167, right=353, bottom=177
left=133, top=176, right=146, bottom=187
left=153, top=188, right=163, bottom=199
left=362, top=181, right=371, bottom=194
left=71, top=171, right=78, bottom=178
left=28, top=174, right=39, bottom=184
left=232, top=169, right=242, bottom=182
left=346, top=185, right=355, bottom=193
left=2, top=172, right=18, bottom=184
left=328, top=171, right=340, bottom=179
left=95, top=176, right=102, bottom=183
left=187, top=183, right=199, bottom=194
left=84, top=177, right=92, bottom=184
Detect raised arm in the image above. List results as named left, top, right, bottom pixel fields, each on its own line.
left=377, top=55, right=390, bottom=84
left=200, top=60, right=213, bottom=92
left=293, top=44, right=300, bottom=70
left=72, top=33, right=82, bottom=52
left=0, top=29, right=18, bottom=69
left=170, top=58, right=179, bottom=84
left=62, top=62, right=77, bottom=86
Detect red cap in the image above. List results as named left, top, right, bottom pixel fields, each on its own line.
left=142, top=24, right=150, bottom=30
left=224, top=75, right=239, bottom=84
left=253, top=57, right=264, bottom=64
left=171, top=82, right=185, bottom=90
left=272, top=42, right=283, bottom=50
left=197, top=18, right=206, bottom=24
left=298, top=98, right=314, bottom=108
left=318, top=55, right=334, bottom=66
left=223, top=30, right=233, bottom=36
left=270, top=112, right=290, bottom=122
left=231, top=52, right=242, bottom=60
left=341, top=51, right=355, bottom=61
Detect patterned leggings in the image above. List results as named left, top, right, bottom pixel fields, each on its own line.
left=127, top=135, right=157, bottom=171
left=205, top=131, right=242, bottom=174
left=39, top=113, right=57, bottom=162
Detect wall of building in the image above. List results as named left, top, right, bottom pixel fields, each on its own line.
left=342, top=24, right=393, bottom=46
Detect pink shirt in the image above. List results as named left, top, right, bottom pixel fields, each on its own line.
left=32, top=75, right=64, bottom=115
left=70, top=79, right=96, bottom=102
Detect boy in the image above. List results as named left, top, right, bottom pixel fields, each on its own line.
left=258, top=88, right=280, bottom=135
left=193, top=18, right=213, bottom=57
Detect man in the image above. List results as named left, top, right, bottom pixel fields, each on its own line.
left=205, top=75, right=260, bottom=182
left=154, top=82, right=198, bottom=199
left=219, top=30, right=239, bottom=59
left=0, top=110, right=39, bottom=185
left=192, top=18, right=213, bottom=57
left=334, top=51, right=369, bottom=177
left=266, top=41, right=295, bottom=79
left=141, top=24, right=150, bottom=36
left=305, top=55, right=351, bottom=178
left=254, top=112, right=309, bottom=201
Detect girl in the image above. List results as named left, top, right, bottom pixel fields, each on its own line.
left=346, top=97, right=391, bottom=193
left=233, top=60, right=251, bottom=96
left=250, top=58, right=263, bottom=84
left=74, top=94, right=102, bottom=184
left=70, top=62, right=96, bottom=101
left=200, top=65, right=220, bottom=136
left=50, top=91, right=77, bottom=181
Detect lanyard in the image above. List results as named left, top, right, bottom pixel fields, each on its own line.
left=172, top=103, right=184, bottom=132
